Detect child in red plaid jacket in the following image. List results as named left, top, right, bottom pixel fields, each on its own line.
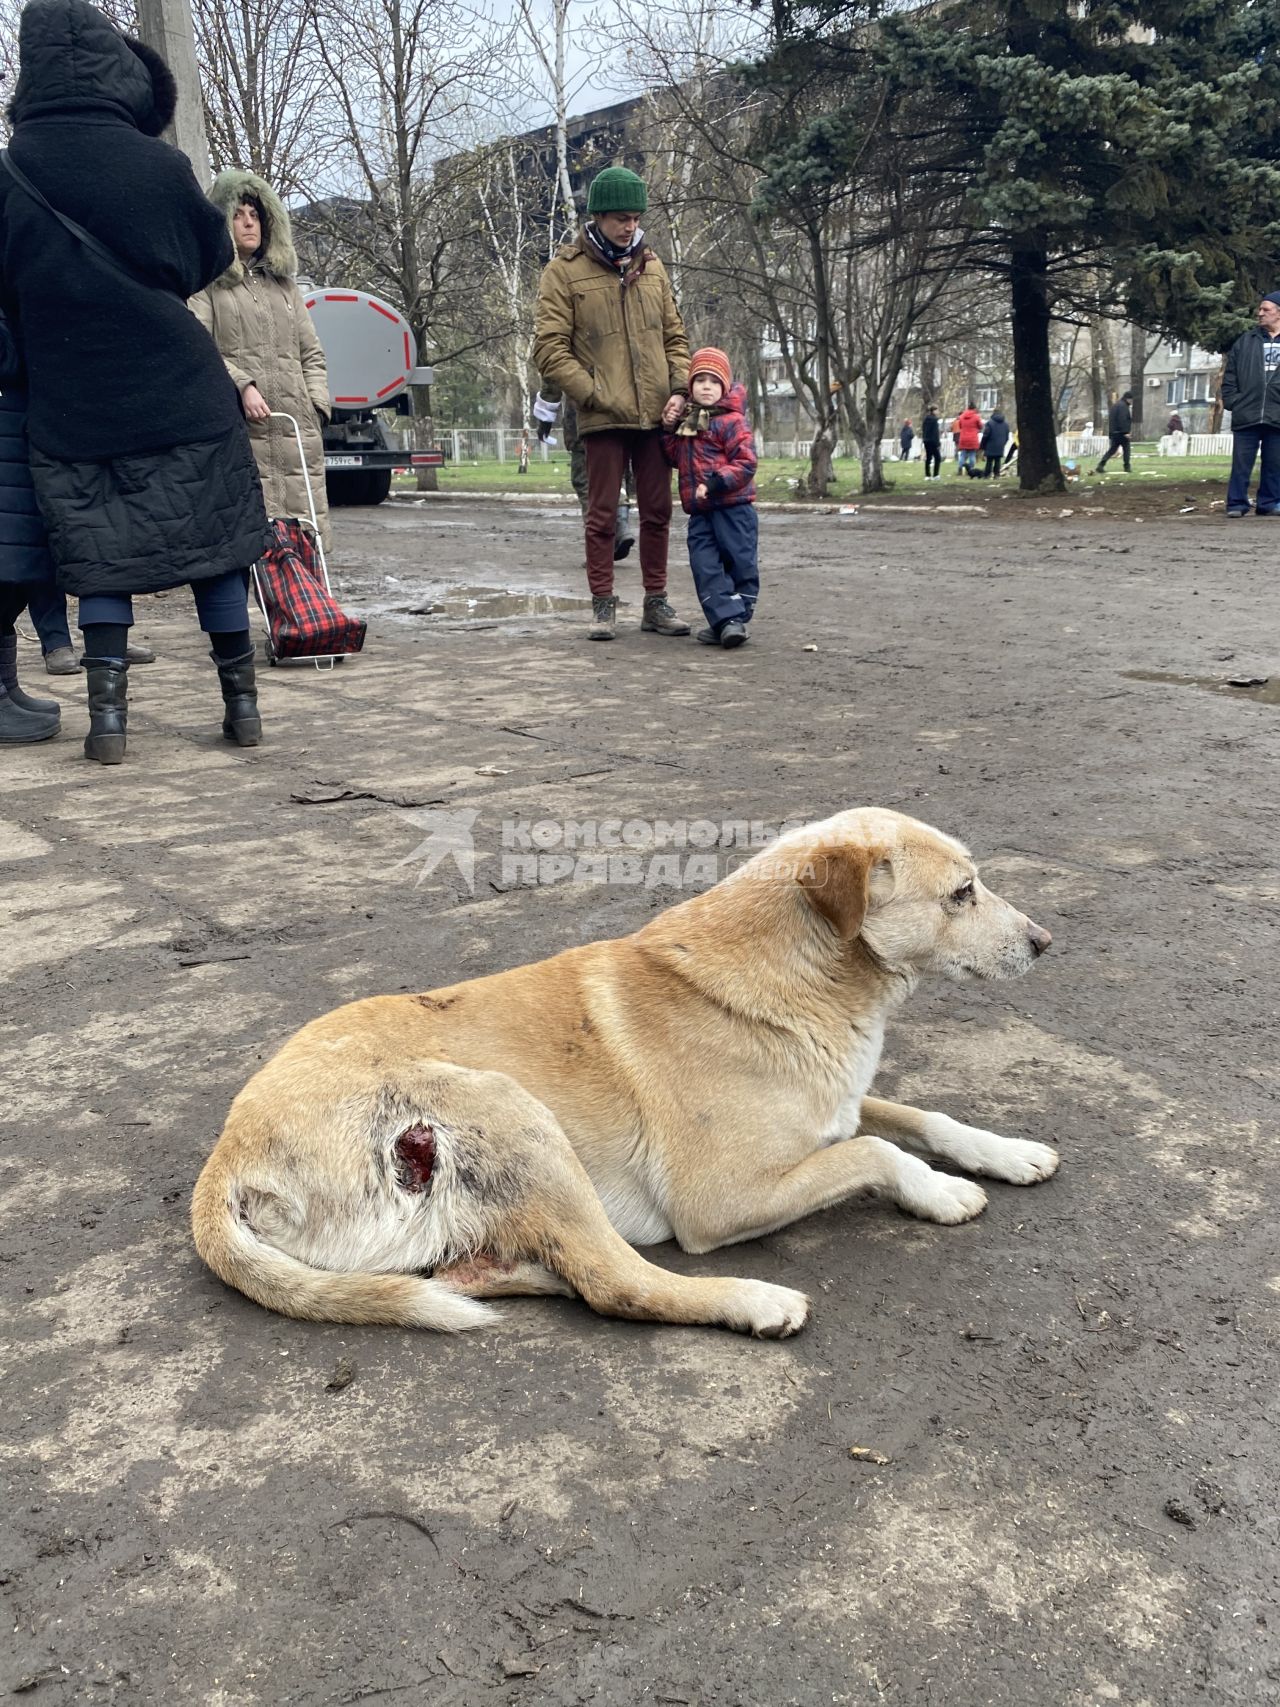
left=662, top=347, right=758, bottom=648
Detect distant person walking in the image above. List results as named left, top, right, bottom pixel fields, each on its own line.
left=0, top=0, right=270, bottom=765
left=920, top=407, right=942, bottom=479
left=1220, top=293, right=1280, bottom=517
left=533, top=165, right=690, bottom=642
left=898, top=419, right=914, bottom=461
left=954, top=402, right=983, bottom=476
left=1094, top=391, right=1134, bottom=474
left=979, top=408, right=1010, bottom=478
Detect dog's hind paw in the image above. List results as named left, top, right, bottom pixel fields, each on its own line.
left=726, top=1279, right=811, bottom=1338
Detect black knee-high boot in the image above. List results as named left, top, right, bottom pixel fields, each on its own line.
left=213, top=648, right=261, bottom=746
left=81, top=657, right=128, bottom=764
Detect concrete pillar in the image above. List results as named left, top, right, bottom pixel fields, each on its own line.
left=135, top=0, right=212, bottom=186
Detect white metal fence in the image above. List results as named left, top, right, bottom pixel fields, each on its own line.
left=440, top=426, right=1236, bottom=464
left=444, top=427, right=557, bottom=463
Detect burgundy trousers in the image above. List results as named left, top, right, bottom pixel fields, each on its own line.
left=583, top=429, right=671, bottom=597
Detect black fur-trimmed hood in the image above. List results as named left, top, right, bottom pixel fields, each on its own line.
left=7, top=0, right=176, bottom=136
left=207, top=168, right=298, bottom=286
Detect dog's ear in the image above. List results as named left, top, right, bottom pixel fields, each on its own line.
left=798, top=844, right=894, bottom=939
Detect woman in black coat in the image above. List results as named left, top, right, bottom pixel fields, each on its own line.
left=0, top=308, right=61, bottom=742
left=0, top=0, right=270, bottom=764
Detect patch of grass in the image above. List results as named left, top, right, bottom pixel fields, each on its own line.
left=395, top=446, right=1232, bottom=503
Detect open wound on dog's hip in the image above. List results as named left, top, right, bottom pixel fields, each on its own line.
left=394, top=1124, right=437, bottom=1193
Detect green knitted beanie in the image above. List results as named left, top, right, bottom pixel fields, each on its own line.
left=587, top=166, right=648, bottom=215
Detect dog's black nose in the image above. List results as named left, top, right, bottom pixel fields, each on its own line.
left=1028, top=922, right=1052, bottom=957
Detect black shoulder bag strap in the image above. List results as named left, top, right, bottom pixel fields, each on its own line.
left=0, top=149, right=160, bottom=292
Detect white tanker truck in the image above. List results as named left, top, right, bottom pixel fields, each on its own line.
left=303, top=288, right=444, bottom=506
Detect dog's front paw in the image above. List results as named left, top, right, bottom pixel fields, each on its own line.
left=922, top=1116, right=1060, bottom=1185
left=923, top=1172, right=988, bottom=1224
left=896, top=1155, right=988, bottom=1224
left=725, top=1278, right=811, bottom=1339
left=983, top=1137, right=1059, bottom=1185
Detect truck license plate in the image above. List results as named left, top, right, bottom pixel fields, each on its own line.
left=325, top=456, right=363, bottom=468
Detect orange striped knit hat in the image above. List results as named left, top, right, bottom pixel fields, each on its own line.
left=688, top=347, right=732, bottom=393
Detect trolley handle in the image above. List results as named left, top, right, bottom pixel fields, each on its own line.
left=264, top=411, right=324, bottom=540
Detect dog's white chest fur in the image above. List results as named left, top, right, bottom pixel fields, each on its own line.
left=819, top=1019, right=886, bottom=1142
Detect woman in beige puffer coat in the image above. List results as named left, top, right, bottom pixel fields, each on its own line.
left=191, top=169, right=332, bottom=552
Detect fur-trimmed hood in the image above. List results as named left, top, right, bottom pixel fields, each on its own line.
left=7, top=0, right=177, bottom=135
left=207, top=168, right=298, bottom=286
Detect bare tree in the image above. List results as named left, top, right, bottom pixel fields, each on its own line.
left=193, top=0, right=332, bottom=197
left=473, top=139, right=543, bottom=422
left=299, top=0, right=508, bottom=355
left=512, top=0, right=596, bottom=254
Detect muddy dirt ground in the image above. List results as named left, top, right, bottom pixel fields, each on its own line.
left=2, top=497, right=1277, bottom=1706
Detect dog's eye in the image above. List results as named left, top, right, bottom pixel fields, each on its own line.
left=950, top=880, right=975, bottom=906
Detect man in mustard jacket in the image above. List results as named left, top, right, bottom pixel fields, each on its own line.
left=533, top=167, right=691, bottom=640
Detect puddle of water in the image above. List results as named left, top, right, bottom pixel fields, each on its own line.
left=1124, top=670, right=1279, bottom=706
left=378, top=585, right=599, bottom=621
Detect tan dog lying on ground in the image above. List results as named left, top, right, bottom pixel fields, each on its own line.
left=193, top=808, right=1056, bottom=1338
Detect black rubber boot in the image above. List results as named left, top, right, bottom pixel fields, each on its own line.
left=0, top=634, right=60, bottom=718
left=214, top=648, right=262, bottom=746
left=0, top=692, right=59, bottom=743
left=81, top=657, right=128, bottom=765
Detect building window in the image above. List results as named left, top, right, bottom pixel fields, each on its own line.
left=976, top=386, right=998, bottom=412
left=1166, top=376, right=1185, bottom=405
left=1187, top=372, right=1209, bottom=401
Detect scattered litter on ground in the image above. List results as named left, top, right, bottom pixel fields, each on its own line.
left=849, top=1445, right=892, bottom=1465
left=501, top=1656, right=543, bottom=1678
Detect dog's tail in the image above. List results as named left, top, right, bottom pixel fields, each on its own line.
left=190, top=1153, right=494, bottom=1332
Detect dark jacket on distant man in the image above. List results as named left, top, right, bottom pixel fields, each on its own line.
left=1108, top=397, right=1133, bottom=437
